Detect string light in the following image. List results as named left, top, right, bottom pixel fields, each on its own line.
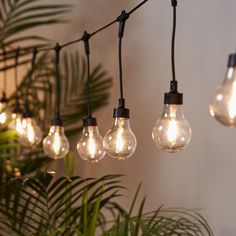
left=43, top=44, right=69, bottom=160
left=18, top=48, right=43, bottom=147
left=210, top=53, right=236, bottom=127
left=152, top=0, right=191, bottom=153
left=0, top=49, right=11, bottom=128
left=77, top=32, right=106, bottom=163
left=9, top=48, right=24, bottom=136
left=103, top=11, right=137, bottom=160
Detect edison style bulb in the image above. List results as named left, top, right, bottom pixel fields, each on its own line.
left=0, top=100, right=11, bottom=128
left=152, top=104, right=191, bottom=153
left=209, top=54, right=236, bottom=127
left=18, top=117, right=43, bottom=147
left=43, top=125, right=69, bottom=160
left=103, top=117, right=137, bottom=160
left=10, top=112, right=24, bottom=135
left=77, top=122, right=105, bottom=163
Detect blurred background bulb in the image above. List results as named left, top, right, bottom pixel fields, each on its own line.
left=43, top=125, right=69, bottom=160
left=103, top=117, right=137, bottom=160
left=77, top=121, right=105, bottom=163
left=152, top=104, right=191, bottom=153
left=18, top=117, right=42, bottom=147
left=10, top=112, right=23, bottom=135
left=209, top=54, right=236, bottom=127
left=0, top=100, right=11, bottom=128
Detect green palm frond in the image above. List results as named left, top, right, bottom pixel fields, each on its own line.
left=0, top=0, right=71, bottom=47
left=0, top=173, right=214, bottom=236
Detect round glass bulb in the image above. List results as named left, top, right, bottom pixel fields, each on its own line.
left=77, top=125, right=105, bottom=163
left=9, top=112, right=24, bottom=135
left=152, top=104, right=191, bottom=153
left=43, top=125, right=69, bottom=160
left=103, top=117, right=137, bottom=160
left=0, top=101, right=11, bottom=128
left=18, top=117, right=43, bottom=147
left=209, top=66, right=236, bottom=127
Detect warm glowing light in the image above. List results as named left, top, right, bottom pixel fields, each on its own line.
left=103, top=117, right=137, bottom=160
left=19, top=117, right=42, bottom=147
left=152, top=105, right=191, bottom=153
left=77, top=125, right=105, bottom=163
left=43, top=125, right=69, bottom=160
left=210, top=64, right=236, bottom=127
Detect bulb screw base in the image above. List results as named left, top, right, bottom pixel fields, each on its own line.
left=83, top=117, right=97, bottom=127
left=113, top=98, right=130, bottom=118
left=228, top=53, right=236, bottom=68
left=164, top=81, right=183, bottom=104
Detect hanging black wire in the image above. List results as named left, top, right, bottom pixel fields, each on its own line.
left=24, top=48, right=37, bottom=111
left=14, top=48, right=20, bottom=102
left=54, top=44, right=61, bottom=116
left=0, top=0, right=149, bottom=64
left=82, top=31, right=92, bottom=118
left=171, top=0, right=177, bottom=82
left=2, top=48, right=7, bottom=98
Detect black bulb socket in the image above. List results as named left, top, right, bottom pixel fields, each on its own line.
left=113, top=107, right=129, bottom=118
left=164, top=80, right=183, bottom=105
left=1, top=92, right=7, bottom=103
left=83, top=117, right=97, bottom=127
left=228, top=53, right=236, bottom=68
left=12, top=101, right=22, bottom=114
left=23, top=105, right=33, bottom=118
left=51, top=112, right=63, bottom=126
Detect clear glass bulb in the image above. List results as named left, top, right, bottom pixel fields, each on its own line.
left=0, top=101, right=11, bottom=128
left=103, top=117, right=137, bottom=160
left=43, top=125, right=69, bottom=160
left=152, top=104, right=191, bottom=153
left=209, top=66, right=236, bottom=127
left=18, top=117, right=43, bottom=147
left=77, top=125, right=105, bottom=163
left=9, top=112, right=24, bottom=135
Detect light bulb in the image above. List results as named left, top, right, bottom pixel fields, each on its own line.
left=0, top=99, right=11, bottom=128
left=103, top=106, right=137, bottom=160
left=209, top=54, right=236, bottom=127
left=18, top=117, right=43, bottom=147
left=77, top=118, right=105, bottom=163
left=43, top=125, right=69, bottom=160
left=152, top=104, right=191, bottom=153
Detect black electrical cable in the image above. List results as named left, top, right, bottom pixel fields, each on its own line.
left=118, top=36, right=124, bottom=101
left=14, top=48, right=20, bottom=101
left=25, top=48, right=37, bottom=108
left=0, top=0, right=149, bottom=62
left=82, top=31, right=92, bottom=118
left=3, top=48, right=7, bottom=97
left=171, top=0, right=177, bottom=82
left=55, top=44, right=61, bottom=115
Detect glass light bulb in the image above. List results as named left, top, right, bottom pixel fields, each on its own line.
left=152, top=104, right=191, bottom=153
left=18, top=117, right=43, bottom=147
left=103, top=117, right=137, bottom=160
left=9, top=112, right=24, bottom=135
left=43, top=125, right=69, bottom=160
left=77, top=125, right=105, bottom=163
left=209, top=66, right=236, bottom=127
left=0, top=101, right=11, bottom=128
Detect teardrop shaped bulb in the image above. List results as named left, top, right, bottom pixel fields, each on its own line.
left=77, top=125, right=105, bottom=163
left=43, top=125, right=69, bottom=160
left=0, top=101, right=11, bottom=128
left=210, top=56, right=236, bottom=127
left=103, top=117, right=137, bottom=160
left=18, top=117, right=43, bottom=147
left=152, top=104, right=191, bottom=153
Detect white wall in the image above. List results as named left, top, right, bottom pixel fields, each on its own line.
left=20, top=0, right=236, bottom=235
